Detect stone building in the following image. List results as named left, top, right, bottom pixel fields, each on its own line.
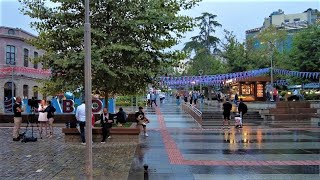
left=0, top=26, right=50, bottom=112
left=246, top=8, right=319, bottom=50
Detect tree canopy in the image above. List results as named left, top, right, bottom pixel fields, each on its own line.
left=182, top=12, right=225, bottom=75
left=19, top=0, right=200, bottom=97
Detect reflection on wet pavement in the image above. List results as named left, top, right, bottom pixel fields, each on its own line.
left=128, top=99, right=320, bottom=180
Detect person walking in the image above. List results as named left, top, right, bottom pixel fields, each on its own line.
left=45, top=100, right=56, bottom=138
left=150, top=92, right=157, bottom=107
left=183, top=92, right=188, bottom=103
left=222, top=98, right=232, bottom=129
left=237, top=98, right=248, bottom=128
left=135, top=106, right=149, bottom=137
left=234, top=93, right=239, bottom=106
left=192, top=91, right=198, bottom=105
left=75, top=100, right=86, bottom=145
left=146, top=92, right=151, bottom=107
left=273, top=88, right=278, bottom=102
left=100, top=108, right=113, bottom=143
left=13, top=97, right=24, bottom=141
left=175, top=93, right=180, bottom=106
left=38, top=99, right=48, bottom=139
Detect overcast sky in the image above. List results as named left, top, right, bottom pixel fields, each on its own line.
left=1, top=0, right=319, bottom=50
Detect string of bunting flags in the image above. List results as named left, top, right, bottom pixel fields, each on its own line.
left=160, top=68, right=320, bottom=86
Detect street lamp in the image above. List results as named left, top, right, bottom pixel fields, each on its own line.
left=199, top=69, right=203, bottom=93
left=84, top=0, right=93, bottom=179
left=269, top=42, right=274, bottom=102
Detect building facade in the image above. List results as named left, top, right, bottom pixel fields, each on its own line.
left=0, top=26, right=50, bottom=112
left=246, top=8, right=319, bottom=50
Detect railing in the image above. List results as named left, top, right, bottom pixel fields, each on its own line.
left=182, top=103, right=202, bottom=126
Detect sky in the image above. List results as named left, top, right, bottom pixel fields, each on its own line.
left=0, top=0, right=319, bottom=50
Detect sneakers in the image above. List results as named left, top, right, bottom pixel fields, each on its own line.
left=100, top=141, right=106, bottom=144
left=13, top=137, right=20, bottom=141
left=144, top=133, right=149, bottom=137
left=81, top=142, right=86, bottom=145
left=107, top=136, right=112, bottom=139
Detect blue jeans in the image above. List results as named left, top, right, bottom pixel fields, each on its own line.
left=176, top=99, right=180, bottom=105
left=79, top=121, right=86, bottom=143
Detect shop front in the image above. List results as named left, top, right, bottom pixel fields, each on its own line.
left=229, top=76, right=272, bottom=102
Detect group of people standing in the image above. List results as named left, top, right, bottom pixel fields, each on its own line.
left=175, top=91, right=204, bottom=106
left=12, top=98, right=56, bottom=141
left=222, top=97, right=247, bottom=129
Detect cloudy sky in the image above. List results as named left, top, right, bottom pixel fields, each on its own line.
left=1, top=0, right=319, bottom=50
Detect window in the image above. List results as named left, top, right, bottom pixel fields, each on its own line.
left=23, top=85, right=29, bottom=99
left=294, top=18, right=300, bottom=22
left=24, top=49, right=29, bottom=67
left=33, top=86, right=38, bottom=99
left=6, top=45, right=16, bottom=65
left=8, top=29, right=15, bottom=35
left=34, top=52, right=38, bottom=69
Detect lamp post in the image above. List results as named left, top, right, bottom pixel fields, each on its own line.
left=84, top=0, right=93, bottom=179
left=199, top=70, right=203, bottom=93
left=11, top=66, right=14, bottom=112
left=269, top=42, right=274, bottom=102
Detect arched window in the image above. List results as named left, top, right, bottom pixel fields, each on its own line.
left=33, top=86, right=38, bottom=99
left=24, top=49, right=29, bottom=67
left=6, top=45, right=16, bottom=65
left=23, top=85, right=29, bottom=99
left=34, top=52, right=38, bottom=69
left=8, top=29, right=15, bottom=35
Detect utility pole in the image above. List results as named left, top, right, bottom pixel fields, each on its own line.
left=11, top=67, right=14, bottom=112
left=84, top=0, right=93, bottom=179
left=269, top=42, right=274, bottom=102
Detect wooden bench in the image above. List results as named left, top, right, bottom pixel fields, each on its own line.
left=62, top=126, right=140, bottom=143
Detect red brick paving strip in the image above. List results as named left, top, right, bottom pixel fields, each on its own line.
left=154, top=106, right=320, bottom=166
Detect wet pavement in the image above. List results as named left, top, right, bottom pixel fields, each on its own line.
left=128, top=99, right=320, bottom=180
left=1, top=98, right=319, bottom=179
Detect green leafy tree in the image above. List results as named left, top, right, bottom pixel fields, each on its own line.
left=182, top=12, right=224, bottom=75
left=257, top=25, right=288, bottom=69
left=19, top=0, right=200, bottom=100
left=290, top=24, right=320, bottom=80
left=183, top=12, right=222, bottom=54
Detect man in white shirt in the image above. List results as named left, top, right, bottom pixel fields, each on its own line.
left=75, top=101, right=86, bottom=145
left=146, top=93, right=151, bottom=107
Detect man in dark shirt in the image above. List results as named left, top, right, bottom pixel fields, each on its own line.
left=13, top=97, right=23, bottom=141
left=237, top=98, right=248, bottom=128
left=116, top=107, right=127, bottom=125
left=100, top=108, right=113, bottom=143
left=135, top=106, right=149, bottom=137
left=222, top=99, right=232, bottom=129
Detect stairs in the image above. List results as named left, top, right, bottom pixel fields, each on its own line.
left=268, top=102, right=318, bottom=121
left=201, top=111, right=264, bottom=129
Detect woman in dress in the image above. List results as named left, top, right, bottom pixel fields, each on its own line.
left=38, top=99, right=48, bottom=139
left=45, top=101, right=56, bottom=138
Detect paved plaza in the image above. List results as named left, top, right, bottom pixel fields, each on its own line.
left=1, top=99, right=320, bottom=179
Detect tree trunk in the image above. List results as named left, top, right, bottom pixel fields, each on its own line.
left=104, top=90, right=109, bottom=109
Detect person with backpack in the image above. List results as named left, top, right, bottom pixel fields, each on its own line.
left=237, top=98, right=248, bottom=128
left=222, top=99, right=233, bottom=129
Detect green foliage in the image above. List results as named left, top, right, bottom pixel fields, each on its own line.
left=19, top=0, right=200, bottom=97
left=182, top=12, right=224, bottom=75
left=304, top=93, right=320, bottom=100
left=290, top=25, right=320, bottom=73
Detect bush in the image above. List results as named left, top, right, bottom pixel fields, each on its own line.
left=304, top=93, right=320, bottom=100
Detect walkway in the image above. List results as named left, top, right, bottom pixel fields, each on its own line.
left=128, top=99, right=320, bottom=180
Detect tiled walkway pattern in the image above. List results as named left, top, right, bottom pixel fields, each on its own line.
left=128, top=99, right=320, bottom=180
